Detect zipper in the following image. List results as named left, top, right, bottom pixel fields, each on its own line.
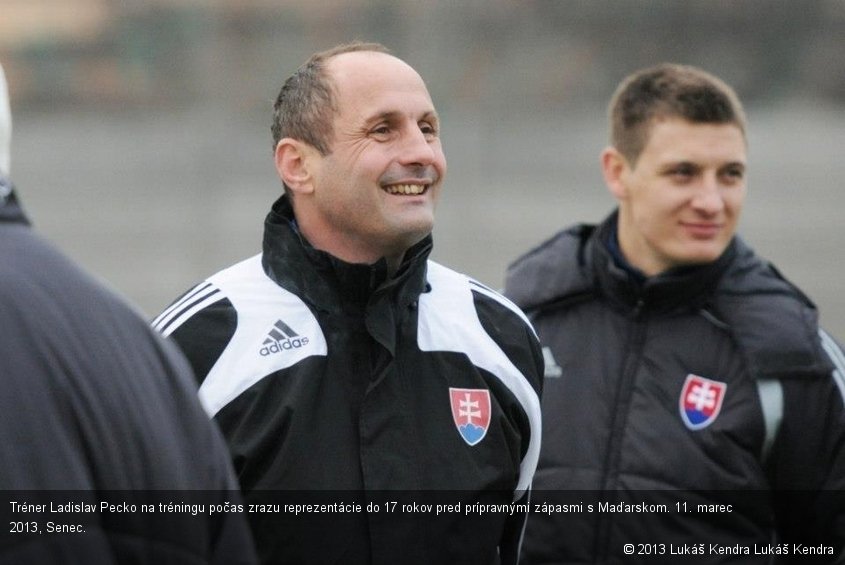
left=594, top=298, right=648, bottom=561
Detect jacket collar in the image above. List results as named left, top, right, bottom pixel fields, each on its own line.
left=260, top=195, right=432, bottom=315
left=591, top=210, right=737, bottom=314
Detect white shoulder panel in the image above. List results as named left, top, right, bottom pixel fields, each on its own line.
left=0, top=64, right=11, bottom=176
left=199, top=254, right=327, bottom=417
left=417, top=261, right=541, bottom=499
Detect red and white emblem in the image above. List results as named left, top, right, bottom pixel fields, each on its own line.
left=449, top=388, right=491, bottom=446
left=679, top=374, right=727, bottom=430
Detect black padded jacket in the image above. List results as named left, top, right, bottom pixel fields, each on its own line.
left=505, top=212, right=845, bottom=564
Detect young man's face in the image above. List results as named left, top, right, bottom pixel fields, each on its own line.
left=605, top=117, right=747, bottom=276
left=308, top=51, right=446, bottom=263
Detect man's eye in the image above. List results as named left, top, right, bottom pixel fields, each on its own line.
left=669, top=166, right=695, bottom=178
left=371, top=126, right=390, bottom=135
left=715, top=165, right=746, bottom=186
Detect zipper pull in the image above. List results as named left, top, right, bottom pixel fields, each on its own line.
left=632, top=298, right=645, bottom=319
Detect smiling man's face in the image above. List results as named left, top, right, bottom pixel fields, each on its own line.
left=605, top=117, right=747, bottom=276
left=304, top=51, right=446, bottom=265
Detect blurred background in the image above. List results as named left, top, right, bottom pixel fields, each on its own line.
left=2, top=0, right=844, bottom=338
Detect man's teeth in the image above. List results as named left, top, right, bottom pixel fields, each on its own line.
left=385, top=184, right=426, bottom=195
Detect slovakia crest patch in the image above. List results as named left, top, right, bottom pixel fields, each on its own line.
left=449, top=388, right=491, bottom=446
left=679, top=374, right=727, bottom=430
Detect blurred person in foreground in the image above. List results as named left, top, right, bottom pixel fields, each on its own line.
left=506, top=63, right=845, bottom=563
left=153, top=41, right=543, bottom=564
left=0, top=64, right=256, bottom=565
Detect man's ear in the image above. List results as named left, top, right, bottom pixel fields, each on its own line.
left=600, top=146, right=630, bottom=201
left=274, top=138, right=317, bottom=195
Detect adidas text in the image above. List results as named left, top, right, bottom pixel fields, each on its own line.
left=260, top=337, right=310, bottom=356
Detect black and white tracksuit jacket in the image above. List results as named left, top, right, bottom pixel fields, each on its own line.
left=155, top=195, right=544, bottom=565
left=505, top=212, right=845, bottom=564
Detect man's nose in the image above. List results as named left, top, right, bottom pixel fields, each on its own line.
left=692, top=175, right=725, bottom=214
left=398, top=127, right=436, bottom=166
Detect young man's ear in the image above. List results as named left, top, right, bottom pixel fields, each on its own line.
left=274, top=139, right=318, bottom=195
left=600, top=146, right=630, bottom=201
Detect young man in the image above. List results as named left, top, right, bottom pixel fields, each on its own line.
left=0, top=64, right=256, bottom=565
left=506, top=64, right=845, bottom=563
left=155, top=42, right=543, bottom=564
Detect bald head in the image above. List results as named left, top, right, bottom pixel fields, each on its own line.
left=327, top=50, right=428, bottom=89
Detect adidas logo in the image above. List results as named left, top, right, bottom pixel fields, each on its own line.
left=259, top=319, right=310, bottom=356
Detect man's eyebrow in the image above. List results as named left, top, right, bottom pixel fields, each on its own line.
left=367, top=111, right=400, bottom=124
left=365, top=109, right=439, bottom=125
left=659, top=160, right=700, bottom=170
left=421, top=110, right=440, bottom=125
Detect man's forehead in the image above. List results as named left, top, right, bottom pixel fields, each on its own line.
left=645, top=118, right=745, bottom=150
left=646, top=117, right=745, bottom=142
left=327, top=52, right=436, bottom=118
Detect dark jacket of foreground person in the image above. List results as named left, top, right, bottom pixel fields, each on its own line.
left=0, top=187, right=257, bottom=565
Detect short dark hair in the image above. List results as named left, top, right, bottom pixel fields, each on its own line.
left=270, top=41, right=391, bottom=155
left=609, top=63, right=746, bottom=164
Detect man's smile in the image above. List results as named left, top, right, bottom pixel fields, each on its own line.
left=383, top=183, right=428, bottom=195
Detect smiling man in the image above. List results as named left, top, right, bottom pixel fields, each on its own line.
left=506, top=64, right=845, bottom=563
left=154, top=42, right=542, bottom=565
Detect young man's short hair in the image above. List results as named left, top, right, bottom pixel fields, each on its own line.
left=609, top=63, right=746, bottom=164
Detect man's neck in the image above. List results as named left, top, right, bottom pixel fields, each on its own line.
left=292, top=220, right=406, bottom=277
left=605, top=221, right=648, bottom=284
